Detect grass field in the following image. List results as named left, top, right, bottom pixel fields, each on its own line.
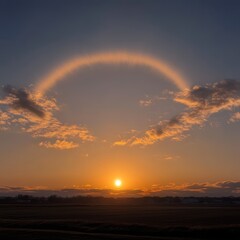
left=0, top=204, right=240, bottom=239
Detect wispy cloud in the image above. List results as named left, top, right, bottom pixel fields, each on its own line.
left=229, top=112, right=240, bottom=122
left=36, top=51, right=189, bottom=95
left=162, top=154, right=180, bottom=161
left=39, top=140, right=79, bottom=150
left=139, top=98, right=153, bottom=107
left=139, top=92, right=170, bottom=107
left=0, top=85, right=95, bottom=149
left=113, top=139, right=130, bottom=146
left=0, top=110, right=10, bottom=130
left=2, top=79, right=240, bottom=149
left=115, top=79, right=240, bottom=146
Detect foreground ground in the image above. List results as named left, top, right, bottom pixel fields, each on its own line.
left=0, top=204, right=240, bottom=239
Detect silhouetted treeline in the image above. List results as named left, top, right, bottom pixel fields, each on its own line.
left=0, top=195, right=240, bottom=205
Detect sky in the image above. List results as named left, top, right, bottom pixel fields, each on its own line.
left=0, top=0, right=240, bottom=197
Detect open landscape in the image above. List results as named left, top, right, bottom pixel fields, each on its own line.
left=0, top=197, right=240, bottom=239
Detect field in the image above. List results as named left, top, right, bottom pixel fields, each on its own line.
left=0, top=203, right=240, bottom=239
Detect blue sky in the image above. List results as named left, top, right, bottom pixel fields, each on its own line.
left=1, top=0, right=240, bottom=86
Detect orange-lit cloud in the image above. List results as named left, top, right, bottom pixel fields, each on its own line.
left=1, top=181, right=240, bottom=197
left=139, top=93, right=169, bottom=107
left=115, top=79, right=240, bottom=146
left=39, top=140, right=79, bottom=150
left=230, top=112, right=240, bottom=122
left=0, top=111, right=9, bottom=123
left=35, top=51, right=189, bottom=96
left=1, top=74, right=240, bottom=149
left=0, top=86, right=94, bottom=149
left=139, top=98, right=153, bottom=107
left=113, top=139, right=130, bottom=146
left=0, top=51, right=189, bottom=149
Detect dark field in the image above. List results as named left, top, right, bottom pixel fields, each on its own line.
left=0, top=204, right=240, bottom=239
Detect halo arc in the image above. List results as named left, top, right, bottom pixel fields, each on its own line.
left=36, top=51, right=189, bottom=96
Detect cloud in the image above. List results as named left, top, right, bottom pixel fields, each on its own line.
left=230, top=112, right=240, bottom=122
left=162, top=154, right=176, bottom=160
left=2, top=80, right=240, bottom=149
left=36, top=51, right=189, bottom=96
left=139, top=98, right=153, bottom=107
left=113, top=139, right=130, bottom=146
left=0, top=181, right=240, bottom=197
left=0, top=186, right=145, bottom=198
left=217, top=181, right=240, bottom=188
left=0, top=85, right=95, bottom=149
left=116, top=79, right=240, bottom=146
left=139, top=93, right=169, bottom=107
left=3, top=85, right=45, bottom=118
left=0, top=110, right=10, bottom=130
left=39, top=140, right=79, bottom=150
left=149, top=181, right=240, bottom=197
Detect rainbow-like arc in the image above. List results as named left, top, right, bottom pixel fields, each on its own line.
left=35, top=51, right=189, bottom=96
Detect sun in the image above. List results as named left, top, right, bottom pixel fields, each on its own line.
left=114, top=179, right=122, bottom=188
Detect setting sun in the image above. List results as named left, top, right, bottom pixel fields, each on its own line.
left=114, top=179, right=122, bottom=188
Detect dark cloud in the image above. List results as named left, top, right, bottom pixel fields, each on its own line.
left=0, top=87, right=95, bottom=149
left=176, top=79, right=240, bottom=109
left=124, top=79, right=240, bottom=146
left=3, top=85, right=45, bottom=118
left=0, top=181, right=239, bottom=197
left=150, top=181, right=240, bottom=197
left=217, top=181, right=240, bottom=188
left=0, top=187, right=144, bottom=197
left=155, top=79, right=240, bottom=141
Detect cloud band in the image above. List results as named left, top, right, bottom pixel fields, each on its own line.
left=36, top=51, right=189, bottom=96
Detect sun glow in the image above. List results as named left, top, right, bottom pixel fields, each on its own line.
left=114, top=179, right=122, bottom=188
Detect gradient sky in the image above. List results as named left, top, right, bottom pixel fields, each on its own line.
left=0, top=0, right=240, bottom=196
